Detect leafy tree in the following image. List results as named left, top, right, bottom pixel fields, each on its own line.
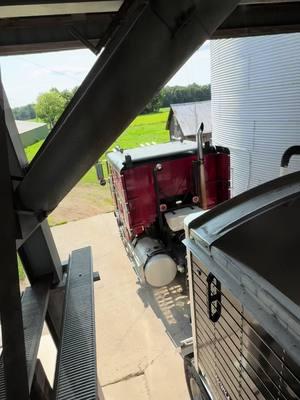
left=35, top=88, right=67, bottom=128
left=61, top=86, right=78, bottom=104
left=142, top=93, right=162, bottom=114
left=12, top=104, right=36, bottom=120
left=160, top=83, right=211, bottom=107
left=141, top=83, right=211, bottom=114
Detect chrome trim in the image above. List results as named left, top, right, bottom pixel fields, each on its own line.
left=240, top=0, right=300, bottom=3
left=185, top=216, right=199, bottom=373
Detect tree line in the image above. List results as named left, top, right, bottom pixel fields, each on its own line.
left=12, top=83, right=211, bottom=126
left=161, top=83, right=211, bottom=107
left=13, top=103, right=36, bottom=120
left=142, top=83, right=211, bottom=113
left=12, top=87, right=78, bottom=128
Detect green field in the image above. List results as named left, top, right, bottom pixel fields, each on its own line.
left=18, top=109, right=170, bottom=280
left=25, top=109, right=170, bottom=183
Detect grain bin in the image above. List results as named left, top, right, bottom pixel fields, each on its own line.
left=211, top=34, right=300, bottom=196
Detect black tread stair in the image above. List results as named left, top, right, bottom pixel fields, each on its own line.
left=0, top=279, right=50, bottom=399
left=53, top=246, right=98, bottom=400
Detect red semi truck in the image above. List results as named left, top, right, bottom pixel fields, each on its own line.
left=100, top=136, right=230, bottom=288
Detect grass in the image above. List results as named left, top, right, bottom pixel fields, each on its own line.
left=18, top=110, right=170, bottom=276
left=25, top=109, right=170, bottom=184
left=25, top=140, right=44, bottom=162
left=23, top=109, right=170, bottom=228
left=18, top=255, right=26, bottom=281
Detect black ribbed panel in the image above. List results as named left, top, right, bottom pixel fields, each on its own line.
left=54, top=247, right=97, bottom=400
left=0, top=280, right=50, bottom=400
left=192, top=256, right=300, bottom=400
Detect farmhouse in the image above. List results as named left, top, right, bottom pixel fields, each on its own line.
left=166, top=100, right=212, bottom=142
left=15, top=120, right=48, bottom=147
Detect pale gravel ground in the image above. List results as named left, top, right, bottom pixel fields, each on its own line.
left=50, top=213, right=190, bottom=400
left=49, top=184, right=113, bottom=226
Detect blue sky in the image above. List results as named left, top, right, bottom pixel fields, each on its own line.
left=0, top=41, right=210, bottom=107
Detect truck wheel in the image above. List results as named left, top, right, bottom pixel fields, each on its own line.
left=184, top=354, right=210, bottom=400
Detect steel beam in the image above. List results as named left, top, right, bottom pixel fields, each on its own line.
left=18, top=221, right=62, bottom=283
left=0, top=87, right=29, bottom=400
left=0, top=77, right=62, bottom=283
left=0, top=0, right=120, bottom=4
left=46, top=286, right=65, bottom=348
left=0, top=80, right=27, bottom=179
left=17, top=0, right=240, bottom=214
left=240, top=0, right=300, bottom=4
left=2, top=2, right=300, bottom=55
left=0, top=1, right=122, bottom=18
left=213, top=1, right=300, bottom=38
left=0, top=13, right=114, bottom=56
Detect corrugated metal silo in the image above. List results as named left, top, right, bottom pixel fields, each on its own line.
left=211, top=34, right=300, bottom=196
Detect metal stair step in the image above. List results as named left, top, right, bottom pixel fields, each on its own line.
left=53, top=246, right=98, bottom=400
left=0, top=279, right=50, bottom=399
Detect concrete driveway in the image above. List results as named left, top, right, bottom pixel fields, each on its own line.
left=51, top=213, right=191, bottom=399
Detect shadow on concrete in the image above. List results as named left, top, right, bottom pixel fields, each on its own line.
left=98, top=382, right=106, bottom=400
left=137, top=273, right=192, bottom=348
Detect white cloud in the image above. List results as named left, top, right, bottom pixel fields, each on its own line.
left=0, top=49, right=96, bottom=106
left=0, top=43, right=210, bottom=107
left=51, top=65, right=88, bottom=75
left=168, top=41, right=211, bottom=86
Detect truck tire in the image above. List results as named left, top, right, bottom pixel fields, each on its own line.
left=184, top=354, right=211, bottom=400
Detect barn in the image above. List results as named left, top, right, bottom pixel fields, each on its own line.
left=166, top=100, right=211, bottom=142
left=15, top=120, right=48, bottom=147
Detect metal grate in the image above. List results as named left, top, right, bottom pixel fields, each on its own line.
left=0, top=362, right=6, bottom=400
left=192, top=256, right=300, bottom=400
left=0, top=280, right=50, bottom=400
left=54, top=247, right=97, bottom=400
left=22, top=280, right=51, bottom=387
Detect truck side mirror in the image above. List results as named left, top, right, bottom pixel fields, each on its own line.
left=95, top=162, right=106, bottom=186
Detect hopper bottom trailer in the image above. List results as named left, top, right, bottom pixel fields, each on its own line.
left=183, top=151, right=300, bottom=399
left=103, top=139, right=230, bottom=287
